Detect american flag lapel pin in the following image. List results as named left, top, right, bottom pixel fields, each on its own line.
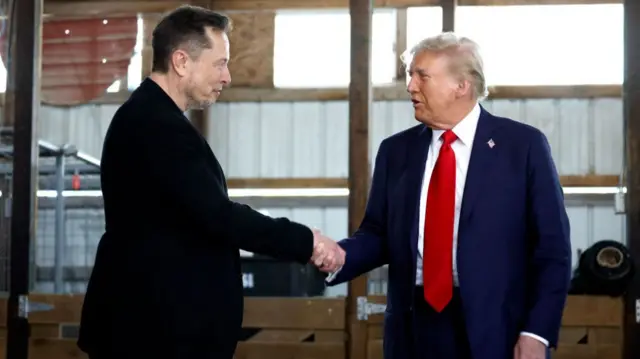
left=487, top=139, right=495, bottom=148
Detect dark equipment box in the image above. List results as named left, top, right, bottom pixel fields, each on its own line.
left=240, top=254, right=326, bottom=297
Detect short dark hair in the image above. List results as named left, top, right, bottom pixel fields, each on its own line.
left=151, top=5, right=232, bottom=73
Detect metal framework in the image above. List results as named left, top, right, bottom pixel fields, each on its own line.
left=0, top=138, right=100, bottom=294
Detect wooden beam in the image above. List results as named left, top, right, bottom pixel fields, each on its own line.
left=442, top=0, right=457, bottom=32
left=0, top=84, right=624, bottom=107
left=224, top=175, right=620, bottom=189
left=82, top=84, right=621, bottom=105
left=394, top=9, right=407, bottom=82
left=346, top=0, right=372, bottom=359
left=190, top=108, right=209, bottom=137
left=226, top=178, right=349, bottom=189
left=623, top=0, right=640, bottom=358
left=4, top=0, right=42, bottom=359
left=42, top=0, right=623, bottom=16
left=140, top=13, right=161, bottom=79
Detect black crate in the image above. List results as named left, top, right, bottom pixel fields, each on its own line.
left=240, top=255, right=326, bottom=297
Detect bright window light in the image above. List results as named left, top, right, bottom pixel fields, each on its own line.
left=273, top=9, right=397, bottom=88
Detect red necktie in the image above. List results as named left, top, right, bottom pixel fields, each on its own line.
left=423, top=130, right=457, bottom=312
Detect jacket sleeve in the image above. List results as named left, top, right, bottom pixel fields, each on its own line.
left=522, top=130, right=572, bottom=348
left=326, top=139, right=390, bottom=285
left=140, top=116, right=313, bottom=264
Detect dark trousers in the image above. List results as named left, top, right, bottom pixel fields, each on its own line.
left=411, top=287, right=472, bottom=359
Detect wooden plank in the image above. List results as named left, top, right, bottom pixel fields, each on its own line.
left=248, top=329, right=314, bottom=342
left=0, top=339, right=345, bottom=359
left=0, top=294, right=83, bottom=325
left=346, top=1, right=373, bottom=359
left=225, top=175, right=619, bottom=189
left=227, top=178, right=348, bottom=189
left=0, top=84, right=623, bottom=107
left=364, top=295, right=625, bottom=326
left=553, top=344, right=622, bottom=359
left=394, top=9, right=407, bottom=81
left=442, top=0, right=457, bottom=32
left=4, top=0, right=42, bottom=357
left=140, top=13, right=161, bottom=79
left=86, top=84, right=623, bottom=106
left=42, top=0, right=623, bottom=16
left=228, top=12, right=275, bottom=88
left=235, top=342, right=345, bottom=359
left=560, top=175, right=620, bottom=187
left=0, top=296, right=346, bottom=330
left=622, top=1, right=640, bottom=359
left=365, top=338, right=623, bottom=359
left=0, top=338, right=87, bottom=359
left=243, top=297, right=346, bottom=330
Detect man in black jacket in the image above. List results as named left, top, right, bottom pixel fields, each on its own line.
left=77, top=5, right=345, bottom=359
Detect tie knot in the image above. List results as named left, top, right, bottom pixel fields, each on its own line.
left=441, top=130, right=457, bottom=146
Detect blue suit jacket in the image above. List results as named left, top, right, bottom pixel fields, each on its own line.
left=327, top=107, right=571, bottom=359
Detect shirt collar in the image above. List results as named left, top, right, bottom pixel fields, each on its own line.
left=432, top=102, right=481, bottom=146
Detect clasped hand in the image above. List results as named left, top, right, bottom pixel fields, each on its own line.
left=310, top=229, right=345, bottom=273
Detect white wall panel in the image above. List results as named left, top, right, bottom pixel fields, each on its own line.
left=30, top=99, right=629, bottom=296
left=207, top=98, right=624, bottom=178
left=35, top=98, right=623, bottom=178
left=38, top=104, right=118, bottom=160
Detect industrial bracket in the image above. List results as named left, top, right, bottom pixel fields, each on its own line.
left=17, top=295, right=54, bottom=319
left=357, top=296, right=386, bottom=321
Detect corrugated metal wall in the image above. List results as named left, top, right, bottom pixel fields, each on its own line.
left=34, top=99, right=626, bottom=295
left=206, top=99, right=623, bottom=177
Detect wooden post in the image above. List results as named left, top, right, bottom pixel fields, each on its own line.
left=140, top=13, right=161, bottom=80
left=4, top=0, right=42, bottom=358
left=441, top=0, right=457, bottom=32
left=347, top=0, right=372, bottom=358
left=395, top=8, right=407, bottom=81
left=623, top=1, right=640, bottom=358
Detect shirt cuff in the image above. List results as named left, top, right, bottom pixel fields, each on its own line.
left=325, top=266, right=343, bottom=283
left=520, top=332, right=549, bottom=347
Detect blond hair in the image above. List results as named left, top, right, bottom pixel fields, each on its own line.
left=401, top=32, right=488, bottom=100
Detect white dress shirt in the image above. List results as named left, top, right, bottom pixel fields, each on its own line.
left=329, top=103, right=548, bottom=346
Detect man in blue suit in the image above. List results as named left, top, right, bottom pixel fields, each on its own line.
left=319, top=32, right=572, bottom=359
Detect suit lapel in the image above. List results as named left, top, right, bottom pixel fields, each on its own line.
left=460, top=107, right=500, bottom=224
left=403, top=126, right=432, bottom=262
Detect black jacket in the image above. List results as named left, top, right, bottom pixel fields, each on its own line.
left=77, top=78, right=314, bottom=359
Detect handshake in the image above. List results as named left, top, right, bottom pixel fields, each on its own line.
left=310, top=229, right=345, bottom=273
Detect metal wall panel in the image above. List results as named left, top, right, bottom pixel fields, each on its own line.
left=38, top=104, right=118, bottom=160
left=32, top=99, right=627, bottom=296
left=208, top=98, right=624, bottom=177
left=36, top=99, right=624, bottom=177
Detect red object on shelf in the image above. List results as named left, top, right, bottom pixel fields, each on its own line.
left=72, top=174, right=81, bottom=190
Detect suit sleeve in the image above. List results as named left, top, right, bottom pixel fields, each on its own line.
left=141, top=117, right=313, bottom=264
left=523, top=130, right=572, bottom=348
left=326, top=140, right=390, bottom=285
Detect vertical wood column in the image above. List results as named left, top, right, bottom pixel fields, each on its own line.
left=441, top=0, right=457, bottom=32
left=623, top=0, right=640, bottom=358
left=190, top=109, right=209, bottom=138
left=395, top=8, right=407, bottom=82
left=4, top=0, right=42, bottom=358
left=347, top=0, right=373, bottom=358
left=140, top=13, right=161, bottom=79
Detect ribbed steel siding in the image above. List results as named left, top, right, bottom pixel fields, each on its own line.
left=207, top=98, right=624, bottom=177
left=38, top=104, right=118, bottom=160
left=30, top=99, right=626, bottom=295
left=36, top=98, right=623, bottom=177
